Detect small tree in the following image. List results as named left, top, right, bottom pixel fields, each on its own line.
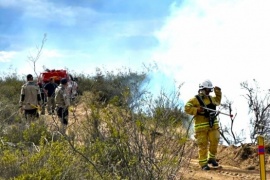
left=241, top=79, right=270, bottom=143
left=218, top=97, right=245, bottom=145
left=27, top=33, right=47, bottom=78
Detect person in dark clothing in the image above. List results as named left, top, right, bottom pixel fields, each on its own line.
left=44, top=77, right=58, bottom=114
left=19, top=74, right=42, bottom=121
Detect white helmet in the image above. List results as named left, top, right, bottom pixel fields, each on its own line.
left=199, top=79, right=213, bottom=90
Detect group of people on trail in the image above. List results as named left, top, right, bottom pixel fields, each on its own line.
left=19, top=74, right=222, bottom=170
left=19, top=74, right=73, bottom=133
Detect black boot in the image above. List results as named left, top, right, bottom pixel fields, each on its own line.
left=208, top=158, right=219, bottom=167
left=201, top=164, right=210, bottom=170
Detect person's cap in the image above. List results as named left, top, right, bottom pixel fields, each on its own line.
left=60, top=78, right=68, bottom=84
left=26, top=74, right=33, bottom=79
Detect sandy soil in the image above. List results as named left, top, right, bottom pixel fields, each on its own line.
left=181, top=144, right=270, bottom=180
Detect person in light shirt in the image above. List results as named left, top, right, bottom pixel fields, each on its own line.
left=19, top=74, right=42, bottom=122
left=55, top=78, right=70, bottom=134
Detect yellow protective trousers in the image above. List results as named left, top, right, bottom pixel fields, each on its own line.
left=194, top=126, right=220, bottom=167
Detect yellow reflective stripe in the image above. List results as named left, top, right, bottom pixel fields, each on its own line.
left=199, top=159, right=208, bottom=163
left=194, top=125, right=209, bottom=130
left=194, top=120, right=219, bottom=130
left=209, top=152, right=215, bottom=158
left=186, top=102, right=193, bottom=107
left=194, top=122, right=209, bottom=128
left=213, top=119, right=219, bottom=125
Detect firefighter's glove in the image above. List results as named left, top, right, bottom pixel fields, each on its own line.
left=69, top=105, right=74, bottom=112
left=214, top=86, right=221, bottom=91
left=197, top=107, right=204, bottom=113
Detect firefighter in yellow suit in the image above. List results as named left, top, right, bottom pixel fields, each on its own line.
left=185, top=79, right=222, bottom=170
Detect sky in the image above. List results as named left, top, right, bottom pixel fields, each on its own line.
left=1, top=0, right=270, bottom=142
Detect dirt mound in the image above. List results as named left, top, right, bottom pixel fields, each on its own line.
left=182, top=142, right=270, bottom=179
left=217, top=143, right=270, bottom=170
left=186, top=141, right=269, bottom=170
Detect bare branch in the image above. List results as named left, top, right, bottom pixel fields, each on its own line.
left=241, top=79, right=270, bottom=142
left=219, top=97, right=244, bottom=145
left=28, top=33, right=47, bottom=78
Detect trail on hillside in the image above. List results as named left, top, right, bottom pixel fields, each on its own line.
left=181, top=159, right=267, bottom=180
left=177, top=136, right=270, bottom=180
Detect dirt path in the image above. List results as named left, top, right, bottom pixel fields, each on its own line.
left=181, top=159, right=269, bottom=180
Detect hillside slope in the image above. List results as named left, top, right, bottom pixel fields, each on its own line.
left=44, top=101, right=270, bottom=180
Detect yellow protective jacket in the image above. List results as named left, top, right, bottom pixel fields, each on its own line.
left=185, top=88, right=222, bottom=132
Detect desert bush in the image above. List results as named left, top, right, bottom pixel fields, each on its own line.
left=2, top=118, right=51, bottom=145
left=16, top=140, right=82, bottom=179
left=0, top=73, right=23, bottom=130
left=0, top=72, right=23, bottom=104
left=74, top=67, right=147, bottom=108
left=0, top=118, right=53, bottom=179
left=0, top=149, right=21, bottom=179
left=70, top=87, right=191, bottom=179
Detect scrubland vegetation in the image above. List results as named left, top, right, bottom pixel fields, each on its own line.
left=0, top=68, right=193, bottom=180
